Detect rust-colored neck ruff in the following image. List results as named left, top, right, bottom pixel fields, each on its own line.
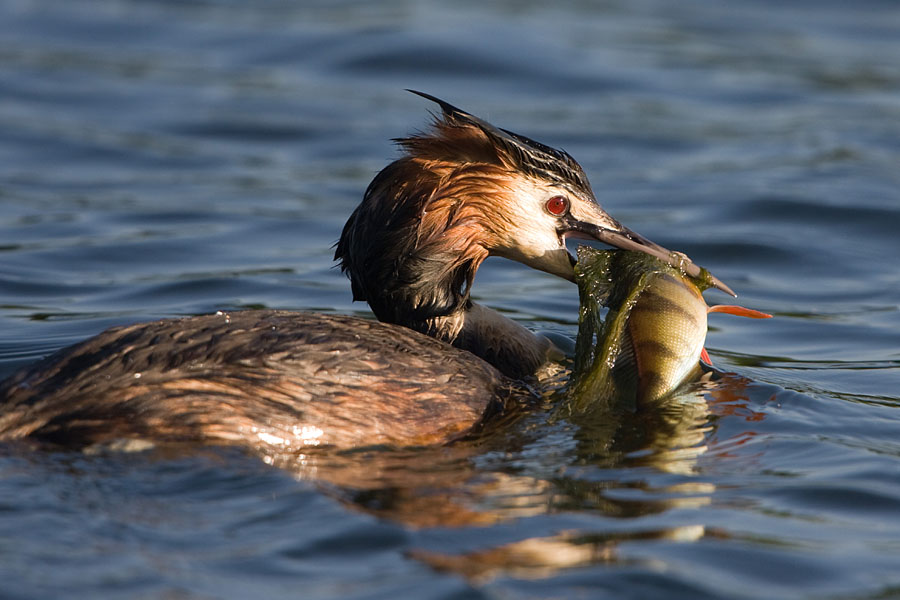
left=338, top=157, right=503, bottom=327
left=335, top=122, right=548, bottom=378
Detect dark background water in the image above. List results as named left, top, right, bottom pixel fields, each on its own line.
left=1, top=1, right=899, bottom=598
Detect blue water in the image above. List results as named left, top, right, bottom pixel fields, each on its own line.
left=1, top=1, right=899, bottom=598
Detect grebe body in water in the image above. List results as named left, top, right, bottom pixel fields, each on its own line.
left=0, top=92, right=729, bottom=453
left=0, top=311, right=530, bottom=451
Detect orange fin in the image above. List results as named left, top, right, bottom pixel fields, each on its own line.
left=708, top=305, right=772, bottom=319
left=700, top=348, right=712, bottom=365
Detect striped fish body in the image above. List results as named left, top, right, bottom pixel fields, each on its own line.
left=626, top=271, right=707, bottom=403
left=568, top=247, right=713, bottom=412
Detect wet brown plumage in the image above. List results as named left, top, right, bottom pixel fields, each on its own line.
left=0, top=311, right=531, bottom=451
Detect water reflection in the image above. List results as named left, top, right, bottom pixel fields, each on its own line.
left=258, top=371, right=763, bottom=580
left=411, top=525, right=707, bottom=582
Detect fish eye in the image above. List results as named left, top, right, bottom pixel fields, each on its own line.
left=545, top=195, right=569, bottom=216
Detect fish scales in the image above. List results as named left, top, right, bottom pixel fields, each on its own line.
left=566, top=247, right=713, bottom=414
left=627, top=272, right=707, bottom=403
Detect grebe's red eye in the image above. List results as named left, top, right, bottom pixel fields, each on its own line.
left=545, top=195, right=569, bottom=216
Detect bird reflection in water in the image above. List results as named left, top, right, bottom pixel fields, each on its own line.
left=264, top=375, right=759, bottom=581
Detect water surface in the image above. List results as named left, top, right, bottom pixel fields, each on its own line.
left=1, top=1, right=899, bottom=598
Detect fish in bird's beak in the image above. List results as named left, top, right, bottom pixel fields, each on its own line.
left=564, top=247, right=769, bottom=414
left=557, top=204, right=737, bottom=297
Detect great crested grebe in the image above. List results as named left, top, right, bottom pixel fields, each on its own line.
left=0, top=92, right=731, bottom=453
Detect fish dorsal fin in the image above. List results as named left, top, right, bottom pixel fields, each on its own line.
left=707, top=305, right=772, bottom=319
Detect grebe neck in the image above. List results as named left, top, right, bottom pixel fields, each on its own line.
left=335, top=158, right=552, bottom=378
left=443, top=303, right=554, bottom=380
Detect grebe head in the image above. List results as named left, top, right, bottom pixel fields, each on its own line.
left=335, top=92, right=733, bottom=336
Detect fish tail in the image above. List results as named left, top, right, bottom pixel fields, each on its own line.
left=707, top=305, right=772, bottom=319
